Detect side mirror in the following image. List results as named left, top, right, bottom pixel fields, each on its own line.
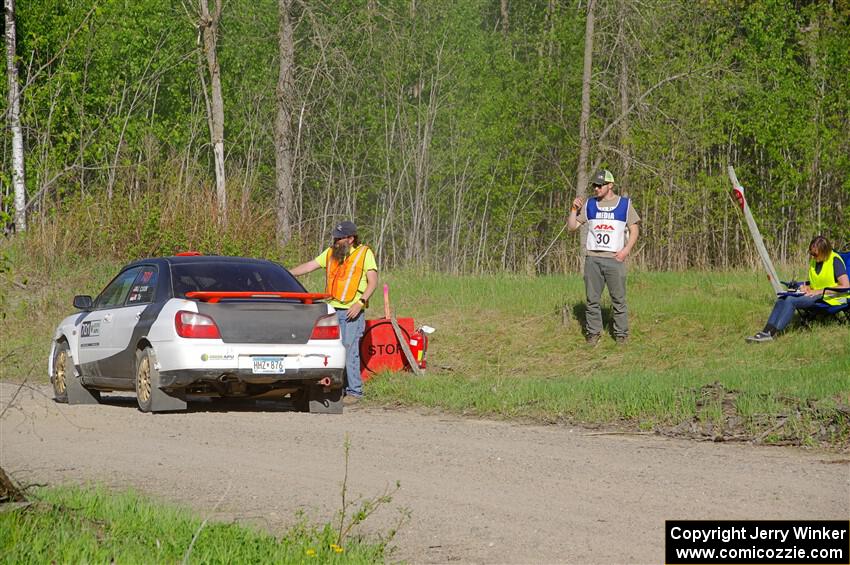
left=73, top=295, right=93, bottom=310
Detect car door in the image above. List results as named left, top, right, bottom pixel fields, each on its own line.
left=101, top=266, right=160, bottom=383
left=77, top=266, right=144, bottom=381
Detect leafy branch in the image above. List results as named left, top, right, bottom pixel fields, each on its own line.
left=335, top=435, right=408, bottom=549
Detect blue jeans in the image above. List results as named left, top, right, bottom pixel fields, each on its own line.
left=336, top=308, right=365, bottom=397
left=766, top=294, right=820, bottom=332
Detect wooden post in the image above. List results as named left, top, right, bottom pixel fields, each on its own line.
left=728, top=166, right=783, bottom=294
left=391, top=315, right=424, bottom=376
left=383, top=283, right=423, bottom=375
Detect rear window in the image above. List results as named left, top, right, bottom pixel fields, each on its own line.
left=171, top=261, right=306, bottom=297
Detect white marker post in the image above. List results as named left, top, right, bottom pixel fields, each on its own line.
left=727, top=166, right=783, bottom=294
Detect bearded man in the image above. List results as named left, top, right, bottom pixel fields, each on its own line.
left=290, top=221, right=378, bottom=403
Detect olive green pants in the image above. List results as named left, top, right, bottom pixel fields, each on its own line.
left=584, top=256, right=628, bottom=338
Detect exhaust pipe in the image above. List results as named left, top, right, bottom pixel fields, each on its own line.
left=318, top=376, right=332, bottom=387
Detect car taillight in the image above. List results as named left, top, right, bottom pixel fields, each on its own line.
left=175, top=311, right=221, bottom=339
left=310, top=314, right=340, bottom=340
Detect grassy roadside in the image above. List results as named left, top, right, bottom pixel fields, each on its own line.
left=368, top=271, right=850, bottom=447
left=0, top=485, right=389, bottom=563
left=1, top=238, right=848, bottom=447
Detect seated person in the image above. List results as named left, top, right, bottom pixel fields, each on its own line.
left=747, top=235, right=849, bottom=343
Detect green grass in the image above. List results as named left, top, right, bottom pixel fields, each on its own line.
left=1, top=237, right=848, bottom=446
left=0, top=485, right=388, bottom=563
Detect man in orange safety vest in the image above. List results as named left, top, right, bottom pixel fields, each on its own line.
left=290, top=221, right=378, bottom=402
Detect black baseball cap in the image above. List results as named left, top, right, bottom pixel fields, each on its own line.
left=332, top=221, right=357, bottom=238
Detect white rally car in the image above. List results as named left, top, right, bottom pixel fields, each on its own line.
left=49, top=254, right=346, bottom=413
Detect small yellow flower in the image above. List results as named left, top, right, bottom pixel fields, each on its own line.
left=305, top=548, right=316, bottom=557
left=330, top=543, right=344, bottom=554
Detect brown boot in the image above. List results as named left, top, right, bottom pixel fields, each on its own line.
left=342, top=395, right=361, bottom=406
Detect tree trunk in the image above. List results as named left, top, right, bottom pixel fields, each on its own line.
left=5, top=0, right=26, bottom=233
left=575, top=0, right=596, bottom=267
left=575, top=0, right=595, bottom=202
left=537, top=0, right=556, bottom=71
left=500, top=0, right=509, bottom=35
left=617, top=0, right=630, bottom=195
left=199, top=0, right=226, bottom=223
left=275, top=0, right=295, bottom=248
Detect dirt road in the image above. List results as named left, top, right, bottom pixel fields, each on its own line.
left=1, top=382, right=847, bottom=564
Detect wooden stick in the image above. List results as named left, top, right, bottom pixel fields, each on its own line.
left=391, top=314, right=423, bottom=376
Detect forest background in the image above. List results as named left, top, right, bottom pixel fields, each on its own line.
left=2, top=0, right=849, bottom=273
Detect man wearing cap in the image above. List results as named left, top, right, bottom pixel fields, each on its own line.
left=290, top=221, right=378, bottom=402
left=567, top=170, right=640, bottom=345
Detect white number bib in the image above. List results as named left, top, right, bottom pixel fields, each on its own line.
left=587, top=219, right=626, bottom=252
left=585, top=196, right=630, bottom=253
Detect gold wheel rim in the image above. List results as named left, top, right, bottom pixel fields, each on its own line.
left=137, top=356, right=152, bottom=404
left=55, top=350, right=67, bottom=394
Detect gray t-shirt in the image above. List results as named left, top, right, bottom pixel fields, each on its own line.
left=576, top=194, right=641, bottom=258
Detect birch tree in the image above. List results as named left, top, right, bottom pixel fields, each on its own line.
left=5, top=0, right=26, bottom=232
left=198, top=0, right=227, bottom=222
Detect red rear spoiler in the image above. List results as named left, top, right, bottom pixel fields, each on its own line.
left=185, top=291, right=331, bottom=304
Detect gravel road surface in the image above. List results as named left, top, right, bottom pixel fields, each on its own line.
left=1, top=382, right=847, bottom=564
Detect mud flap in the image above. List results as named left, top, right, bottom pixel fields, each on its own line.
left=66, top=375, right=100, bottom=405
left=150, top=371, right=187, bottom=412
left=308, top=387, right=343, bottom=414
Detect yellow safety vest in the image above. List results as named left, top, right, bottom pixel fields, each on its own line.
left=325, top=244, right=370, bottom=304
left=809, top=251, right=848, bottom=306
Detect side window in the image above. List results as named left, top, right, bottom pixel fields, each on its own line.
left=126, top=267, right=158, bottom=305
left=95, top=267, right=143, bottom=309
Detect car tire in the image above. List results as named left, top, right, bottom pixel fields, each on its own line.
left=51, top=341, right=70, bottom=403
left=135, top=347, right=155, bottom=413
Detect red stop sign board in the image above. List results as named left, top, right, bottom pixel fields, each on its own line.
left=359, top=317, right=415, bottom=381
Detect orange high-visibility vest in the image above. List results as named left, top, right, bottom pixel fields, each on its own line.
left=325, top=245, right=370, bottom=304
